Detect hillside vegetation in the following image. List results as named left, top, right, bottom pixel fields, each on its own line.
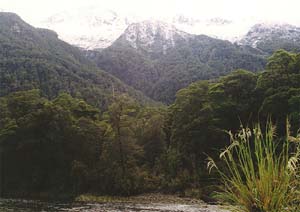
left=88, top=29, right=266, bottom=103
left=0, top=50, right=299, bottom=200
left=0, top=12, right=154, bottom=108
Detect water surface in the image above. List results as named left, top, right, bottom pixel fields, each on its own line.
left=0, top=198, right=230, bottom=211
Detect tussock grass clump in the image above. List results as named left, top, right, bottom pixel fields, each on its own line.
left=208, top=121, right=300, bottom=212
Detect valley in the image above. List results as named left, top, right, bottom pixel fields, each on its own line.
left=0, top=4, right=300, bottom=211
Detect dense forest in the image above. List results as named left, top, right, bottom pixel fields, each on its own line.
left=1, top=49, right=299, bottom=201
left=0, top=90, right=166, bottom=197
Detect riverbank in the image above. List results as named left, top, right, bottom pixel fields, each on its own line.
left=76, top=193, right=205, bottom=204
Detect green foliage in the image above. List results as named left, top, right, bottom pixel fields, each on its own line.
left=208, top=122, right=300, bottom=212
left=163, top=50, right=300, bottom=194
left=163, top=70, right=260, bottom=188
left=0, top=90, right=165, bottom=197
left=0, top=90, right=105, bottom=194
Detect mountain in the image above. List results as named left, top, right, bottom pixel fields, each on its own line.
left=113, top=21, right=192, bottom=57
left=25, top=8, right=300, bottom=104
left=39, top=7, right=300, bottom=53
left=40, top=8, right=131, bottom=50
left=238, top=23, right=300, bottom=53
left=39, top=7, right=255, bottom=50
left=0, top=12, right=154, bottom=107
left=88, top=21, right=266, bottom=103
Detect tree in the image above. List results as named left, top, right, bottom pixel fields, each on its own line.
left=102, top=94, right=143, bottom=194
left=136, top=107, right=166, bottom=169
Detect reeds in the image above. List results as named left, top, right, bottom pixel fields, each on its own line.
left=208, top=120, right=300, bottom=212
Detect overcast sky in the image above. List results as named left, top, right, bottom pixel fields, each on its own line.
left=1, top=0, right=300, bottom=25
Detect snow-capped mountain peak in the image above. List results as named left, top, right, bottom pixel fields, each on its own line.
left=238, top=23, right=300, bottom=48
left=118, top=20, right=191, bottom=53
left=37, top=7, right=255, bottom=50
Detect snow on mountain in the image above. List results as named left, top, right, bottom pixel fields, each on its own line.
left=38, top=7, right=260, bottom=50
left=116, top=20, right=192, bottom=54
left=238, top=23, right=300, bottom=48
left=38, top=6, right=300, bottom=51
left=38, top=7, right=134, bottom=49
left=170, top=15, right=254, bottom=42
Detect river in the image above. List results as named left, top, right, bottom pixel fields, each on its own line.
left=0, top=198, right=230, bottom=212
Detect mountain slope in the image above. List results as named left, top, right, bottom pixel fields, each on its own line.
left=150, top=35, right=267, bottom=102
left=0, top=12, right=154, bottom=107
left=88, top=22, right=266, bottom=103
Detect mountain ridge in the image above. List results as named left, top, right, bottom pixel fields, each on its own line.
left=39, top=7, right=300, bottom=55
left=238, top=23, right=300, bottom=53
left=37, top=8, right=257, bottom=50
left=0, top=12, right=155, bottom=107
